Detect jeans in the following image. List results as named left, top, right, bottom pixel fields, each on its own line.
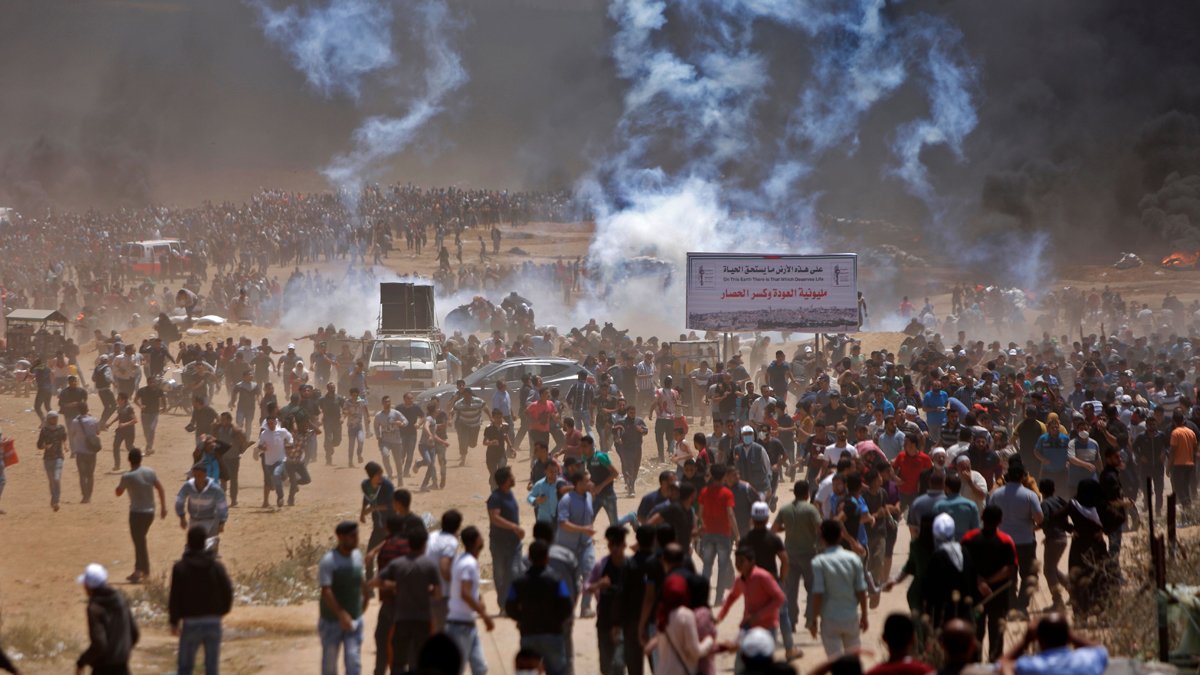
left=515, top=413, right=530, bottom=452
left=304, top=433, right=318, bottom=464
left=977, top=600, right=1005, bottom=662
left=348, top=427, right=365, bottom=464
left=378, top=441, right=400, bottom=479
left=45, top=457, right=63, bottom=507
left=236, top=407, right=255, bottom=434
left=491, top=539, right=520, bottom=609
left=571, top=540, right=596, bottom=613
left=391, top=619, right=431, bottom=673
left=596, top=623, right=623, bottom=675
left=76, top=452, right=97, bottom=502
left=114, top=427, right=135, bottom=469
left=401, top=434, right=418, bottom=476
left=178, top=616, right=222, bottom=675
left=372, top=602, right=393, bottom=675
left=520, top=634, right=567, bottom=675
left=1145, top=465, right=1165, bottom=513
left=776, top=578, right=795, bottom=651
left=141, top=411, right=159, bottom=451
left=785, top=553, right=815, bottom=627
left=699, top=534, right=734, bottom=604
left=594, top=492, right=618, bottom=528
left=572, top=409, right=592, bottom=436
left=130, top=511, right=155, bottom=575
left=264, top=460, right=285, bottom=501
left=1171, top=465, right=1195, bottom=507
left=597, top=424, right=613, bottom=453
left=319, top=616, right=363, bottom=675
left=419, top=445, right=439, bottom=490
left=446, top=622, right=488, bottom=675
left=285, top=460, right=312, bottom=500
left=1043, top=537, right=1068, bottom=599
left=98, top=388, right=117, bottom=426
left=35, top=388, right=52, bottom=419
left=324, top=424, right=343, bottom=461
left=653, top=418, right=673, bottom=462
left=221, top=453, right=240, bottom=505
left=616, top=445, right=642, bottom=494
left=530, top=430, right=550, bottom=454
left=1012, top=542, right=1037, bottom=613
left=621, top=621, right=646, bottom=675
left=819, top=617, right=860, bottom=658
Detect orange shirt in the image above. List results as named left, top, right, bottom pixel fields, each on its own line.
left=1170, top=426, right=1197, bottom=466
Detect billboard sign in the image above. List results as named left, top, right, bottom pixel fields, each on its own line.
left=685, top=253, right=859, bottom=332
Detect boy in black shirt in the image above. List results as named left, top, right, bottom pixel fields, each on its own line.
left=585, top=526, right=627, bottom=675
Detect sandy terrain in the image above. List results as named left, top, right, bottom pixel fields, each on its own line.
left=0, top=221, right=1173, bottom=673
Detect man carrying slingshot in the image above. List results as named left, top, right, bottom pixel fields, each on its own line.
left=963, top=504, right=1018, bottom=662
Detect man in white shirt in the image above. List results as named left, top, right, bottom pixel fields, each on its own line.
left=445, top=526, right=494, bottom=675
left=427, top=510, right=462, bottom=629
left=112, top=344, right=143, bottom=398
left=256, top=415, right=293, bottom=509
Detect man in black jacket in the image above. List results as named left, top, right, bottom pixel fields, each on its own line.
left=505, top=540, right=573, bottom=675
left=76, top=563, right=139, bottom=675
left=169, top=526, right=234, bottom=675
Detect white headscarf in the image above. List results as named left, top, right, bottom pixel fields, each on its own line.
left=933, top=513, right=964, bottom=571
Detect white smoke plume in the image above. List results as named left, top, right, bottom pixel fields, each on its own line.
left=584, top=0, right=981, bottom=330
left=249, top=0, right=466, bottom=206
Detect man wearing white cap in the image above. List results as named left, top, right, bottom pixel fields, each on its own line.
left=76, top=563, right=140, bottom=674
left=733, top=425, right=772, bottom=501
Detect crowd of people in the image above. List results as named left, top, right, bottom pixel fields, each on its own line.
left=15, top=299, right=1197, bottom=674
left=0, top=186, right=576, bottom=340
left=5, top=184, right=1200, bottom=674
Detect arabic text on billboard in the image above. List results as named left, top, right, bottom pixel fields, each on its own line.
left=686, top=253, right=859, bottom=332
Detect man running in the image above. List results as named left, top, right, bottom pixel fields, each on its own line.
left=116, top=448, right=167, bottom=583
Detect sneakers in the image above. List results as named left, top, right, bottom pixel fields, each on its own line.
left=579, top=609, right=596, bottom=619
left=126, top=572, right=145, bottom=584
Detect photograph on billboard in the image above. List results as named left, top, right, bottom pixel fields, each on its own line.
left=685, top=253, right=859, bottom=332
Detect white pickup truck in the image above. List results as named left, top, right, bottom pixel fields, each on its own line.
left=365, top=333, right=447, bottom=397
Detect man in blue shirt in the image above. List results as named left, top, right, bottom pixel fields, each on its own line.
left=1001, top=613, right=1107, bottom=675
left=527, top=460, right=563, bottom=523
left=557, top=471, right=597, bottom=618
left=923, top=380, right=949, bottom=432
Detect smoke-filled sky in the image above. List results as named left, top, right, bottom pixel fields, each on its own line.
left=3, top=0, right=1200, bottom=259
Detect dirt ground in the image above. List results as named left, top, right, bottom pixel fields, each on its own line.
left=0, top=222, right=1175, bottom=674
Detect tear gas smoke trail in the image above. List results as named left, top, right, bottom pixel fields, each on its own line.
left=323, top=0, right=467, bottom=201
left=585, top=0, right=981, bottom=332
left=249, top=0, right=466, bottom=213
left=249, top=0, right=395, bottom=101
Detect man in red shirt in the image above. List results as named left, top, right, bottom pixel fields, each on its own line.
left=891, top=432, right=931, bottom=509
left=716, top=545, right=785, bottom=633
left=698, top=464, right=739, bottom=604
left=961, top=505, right=1017, bottom=662
left=525, top=388, right=556, bottom=453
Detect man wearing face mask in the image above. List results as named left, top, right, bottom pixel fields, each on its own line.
left=734, top=425, right=773, bottom=502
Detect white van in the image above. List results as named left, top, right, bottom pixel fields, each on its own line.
left=119, top=239, right=188, bottom=275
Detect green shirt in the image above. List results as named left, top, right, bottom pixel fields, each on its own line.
left=585, top=451, right=616, bottom=498
left=318, top=548, right=364, bottom=621
left=775, top=499, right=822, bottom=558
